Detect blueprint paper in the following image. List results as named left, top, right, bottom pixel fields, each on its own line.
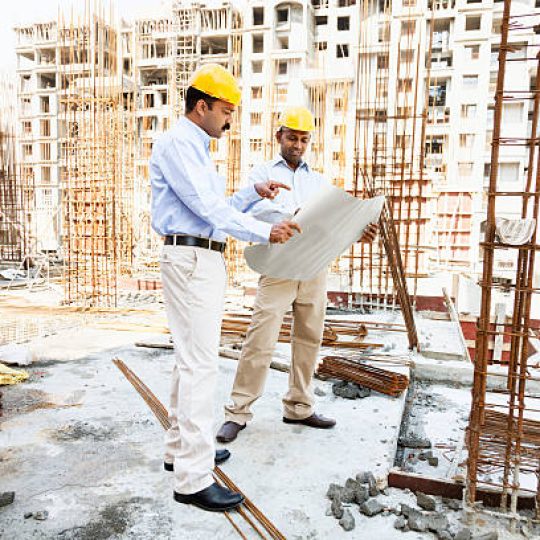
left=244, top=186, right=384, bottom=280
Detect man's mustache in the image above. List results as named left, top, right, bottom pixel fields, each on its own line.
left=222, top=122, right=231, bottom=131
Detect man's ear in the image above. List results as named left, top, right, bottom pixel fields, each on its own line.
left=195, top=99, right=208, bottom=117
left=275, top=130, right=282, bottom=144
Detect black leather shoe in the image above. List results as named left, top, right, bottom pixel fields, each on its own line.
left=283, top=412, right=336, bottom=429
left=216, top=421, right=246, bottom=443
left=174, top=482, right=244, bottom=512
left=164, top=449, right=231, bottom=472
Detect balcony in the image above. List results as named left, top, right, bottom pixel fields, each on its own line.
left=428, top=106, right=450, bottom=124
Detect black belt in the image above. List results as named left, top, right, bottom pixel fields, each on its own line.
left=164, top=235, right=226, bottom=253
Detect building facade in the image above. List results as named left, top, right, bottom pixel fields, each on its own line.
left=12, top=0, right=540, bottom=290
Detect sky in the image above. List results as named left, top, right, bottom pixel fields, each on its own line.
left=0, top=0, right=171, bottom=71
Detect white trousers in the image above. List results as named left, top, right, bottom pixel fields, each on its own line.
left=160, top=245, right=226, bottom=494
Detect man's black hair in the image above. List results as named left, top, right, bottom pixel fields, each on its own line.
left=185, top=86, right=218, bottom=113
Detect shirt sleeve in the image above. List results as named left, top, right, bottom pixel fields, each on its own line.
left=157, top=137, right=272, bottom=243
left=243, top=164, right=290, bottom=223
left=228, top=183, right=262, bottom=212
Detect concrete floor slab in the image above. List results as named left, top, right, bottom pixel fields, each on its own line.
left=1, top=326, right=415, bottom=539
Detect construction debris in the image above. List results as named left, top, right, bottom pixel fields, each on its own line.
left=331, top=381, right=371, bottom=400
left=0, top=363, right=28, bottom=385
left=318, top=355, right=409, bottom=397
left=221, top=313, right=385, bottom=350
left=0, top=492, right=15, bottom=508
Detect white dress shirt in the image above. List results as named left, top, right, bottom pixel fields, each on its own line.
left=245, top=155, right=329, bottom=224
left=150, top=116, right=272, bottom=243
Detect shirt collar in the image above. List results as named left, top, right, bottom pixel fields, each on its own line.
left=178, top=116, right=211, bottom=152
left=272, top=154, right=310, bottom=172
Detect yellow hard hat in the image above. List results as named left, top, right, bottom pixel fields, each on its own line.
left=278, top=106, right=315, bottom=132
left=189, top=63, right=241, bottom=106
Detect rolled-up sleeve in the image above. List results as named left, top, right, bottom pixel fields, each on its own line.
left=158, top=138, right=272, bottom=243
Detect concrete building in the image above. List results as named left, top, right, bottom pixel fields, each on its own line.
left=12, top=0, right=540, bottom=287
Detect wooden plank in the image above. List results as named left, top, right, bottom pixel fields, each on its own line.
left=442, top=287, right=472, bottom=363
left=388, top=470, right=536, bottom=510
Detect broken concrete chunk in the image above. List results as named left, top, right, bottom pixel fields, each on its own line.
left=394, top=516, right=407, bottom=529
left=400, top=503, right=414, bottom=517
left=345, top=478, right=360, bottom=491
left=314, top=387, right=326, bottom=397
left=331, top=497, right=344, bottom=519
left=33, top=510, right=49, bottom=521
left=0, top=492, right=14, bottom=508
left=360, top=499, right=384, bottom=517
left=368, top=484, right=379, bottom=497
left=356, top=471, right=377, bottom=493
left=326, top=483, right=343, bottom=501
left=426, top=513, right=449, bottom=534
left=332, top=381, right=359, bottom=399
left=357, top=386, right=371, bottom=398
left=407, top=510, right=429, bottom=532
left=340, top=487, right=356, bottom=504
left=442, top=497, right=462, bottom=511
left=354, top=485, right=369, bottom=505
left=474, top=532, right=498, bottom=540
left=437, top=531, right=453, bottom=540
left=355, top=471, right=369, bottom=484
left=399, top=435, right=432, bottom=449
left=428, top=456, right=439, bottom=467
left=339, top=509, right=355, bottom=531
left=24, top=512, right=33, bottom=519
left=454, top=528, right=472, bottom=540
left=416, top=492, right=437, bottom=511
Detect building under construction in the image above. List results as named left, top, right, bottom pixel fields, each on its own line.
left=2, top=0, right=540, bottom=538
left=9, top=0, right=539, bottom=300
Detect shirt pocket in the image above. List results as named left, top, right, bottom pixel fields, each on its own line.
left=160, top=246, right=198, bottom=279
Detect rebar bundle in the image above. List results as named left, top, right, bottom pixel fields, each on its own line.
left=317, top=355, right=409, bottom=397
left=466, top=0, right=540, bottom=522
left=220, top=312, right=396, bottom=349
left=112, top=357, right=286, bottom=540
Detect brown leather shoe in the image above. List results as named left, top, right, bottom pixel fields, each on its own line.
left=283, top=413, right=336, bottom=429
left=216, top=421, right=246, bottom=443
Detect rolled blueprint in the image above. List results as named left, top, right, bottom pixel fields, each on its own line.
left=245, top=185, right=384, bottom=280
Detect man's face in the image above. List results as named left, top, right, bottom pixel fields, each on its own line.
left=276, top=127, right=311, bottom=165
left=199, top=99, right=235, bottom=138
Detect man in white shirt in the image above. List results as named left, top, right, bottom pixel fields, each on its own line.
left=150, top=65, right=300, bottom=512
left=217, top=106, right=377, bottom=443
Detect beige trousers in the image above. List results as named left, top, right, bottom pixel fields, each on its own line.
left=160, top=245, right=226, bottom=494
left=224, top=270, right=327, bottom=424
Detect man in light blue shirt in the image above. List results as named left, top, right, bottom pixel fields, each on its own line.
left=218, top=106, right=378, bottom=444
left=150, top=64, right=300, bottom=513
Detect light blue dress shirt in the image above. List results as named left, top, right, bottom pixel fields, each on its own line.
left=150, top=117, right=272, bottom=243
left=245, top=155, right=329, bottom=224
